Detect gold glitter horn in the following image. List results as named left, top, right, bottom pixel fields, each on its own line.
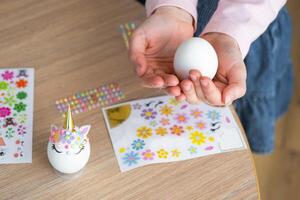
left=64, top=105, right=75, bottom=132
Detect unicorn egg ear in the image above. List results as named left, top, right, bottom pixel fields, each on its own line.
left=79, top=125, right=91, bottom=136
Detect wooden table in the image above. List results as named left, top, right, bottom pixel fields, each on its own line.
left=0, top=1, right=259, bottom=199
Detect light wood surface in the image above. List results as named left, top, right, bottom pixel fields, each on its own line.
left=0, top=1, right=258, bottom=199
left=253, top=2, right=300, bottom=199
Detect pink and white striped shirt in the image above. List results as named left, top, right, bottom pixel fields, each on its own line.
left=146, top=0, right=286, bottom=58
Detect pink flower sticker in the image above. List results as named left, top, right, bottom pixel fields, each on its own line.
left=0, top=107, right=11, bottom=118
left=1, top=70, right=14, bottom=80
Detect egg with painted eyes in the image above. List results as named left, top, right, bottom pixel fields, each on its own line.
left=47, top=125, right=91, bottom=174
left=174, top=37, right=218, bottom=80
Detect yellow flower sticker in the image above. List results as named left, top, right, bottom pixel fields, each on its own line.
left=185, top=126, right=194, bottom=131
left=160, top=105, right=173, bottom=116
left=171, top=149, right=181, bottom=157
left=155, top=127, right=168, bottom=136
left=190, top=131, right=206, bottom=146
left=157, top=149, right=168, bottom=159
left=137, top=126, right=152, bottom=139
left=119, top=147, right=126, bottom=153
left=168, top=98, right=180, bottom=106
left=208, top=136, right=215, bottom=142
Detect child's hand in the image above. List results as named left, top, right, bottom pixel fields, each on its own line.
left=129, top=6, right=194, bottom=91
left=172, top=33, right=247, bottom=106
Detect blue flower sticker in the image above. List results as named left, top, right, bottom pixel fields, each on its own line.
left=206, top=110, right=221, bottom=121
left=131, top=139, right=145, bottom=150
left=122, top=151, right=140, bottom=166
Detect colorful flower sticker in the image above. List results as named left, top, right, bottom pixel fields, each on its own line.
left=196, top=121, right=206, bottom=130
left=141, top=108, right=157, bottom=120
left=170, top=125, right=184, bottom=136
left=131, top=139, right=145, bottom=150
left=206, top=110, right=221, bottom=121
left=191, top=109, right=203, bottom=118
left=208, top=136, right=215, bottom=142
left=160, top=105, right=173, bottom=116
left=15, top=79, right=28, bottom=88
left=159, top=118, right=170, bottom=126
left=174, top=113, right=189, bottom=124
left=3, top=95, right=16, bottom=106
left=119, top=147, right=126, bottom=153
left=142, top=149, right=155, bottom=160
left=168, top=98, right=180, bottom=106
left=157, top=149, right=168, bottom=159
left=188, top=146, right=197, bottom=154
left=190, top=131, right=206, bottom=146
left=5, top=127, right=15, bottom=139
left=137, top=126, right=152, bottom=139
left=17, top=125, right=26, bottom=136
left=132, top=103, right=142, bottom=110
left=149, top=121, right=157, bottom=127
left=17, top=113, right=27, bottom=123
left=16, top=91, right=27, bottom=100
left=13, top=102, right=26, bottom=113
left=0, top=107, right=11, bottom=118
left=155, top=127, right=168, bottom=136
left=1, top=71, right=14, bottom=80
left=171, top=149, right=181, bottom=157
left=122, top=151, right=140, bottom=166
left=0, top=82, right=8, bottom=90
left=185, top=126, right=194, bottom=131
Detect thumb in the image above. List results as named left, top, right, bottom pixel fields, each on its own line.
left=129, top=29, right=147, bottom=76
left=222, top=61, right=247, bottom=104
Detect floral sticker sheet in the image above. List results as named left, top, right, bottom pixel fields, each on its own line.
left=102, top=96, right=246, bottom=172
left=0, top=68, right=34, bottom=164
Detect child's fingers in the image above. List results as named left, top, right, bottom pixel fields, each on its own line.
left=180, top=79, right=201, bottom=104
left=189, top=70, right=206, bottom=102
left=129, top=29, right=147, bottom=76
left=223, top=62, right=247, bottom=104
left=223, top=82, right=246, bottom=105
left=175, top=93, right=186, bottom=102
left=165, top=86, right=181, bottom=96
left=140, top=74, right=164, bottom=88
left=200, top=77, right=223, bottom=106
left=154, top=69, right=179, bottom=87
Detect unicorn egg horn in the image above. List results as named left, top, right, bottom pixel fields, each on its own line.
left=64, top=105, right=75, bottom=132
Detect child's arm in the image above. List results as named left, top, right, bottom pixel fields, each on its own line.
left=202, top=0, right=287, bottom=58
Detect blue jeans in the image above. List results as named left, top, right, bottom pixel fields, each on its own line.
left=195, top=1, right=293, bottom=153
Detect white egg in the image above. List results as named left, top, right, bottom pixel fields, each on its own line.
left=174, top=37, right=218, bottom=80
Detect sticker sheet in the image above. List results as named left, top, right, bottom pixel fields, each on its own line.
left=0, top=68, right=34, bottom=163
left=102, top=96, right=247, bottom=172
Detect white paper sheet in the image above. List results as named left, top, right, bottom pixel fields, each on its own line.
left=0, top=68, right=34, bottom=164
left=102, top=96, right=246, bottom=172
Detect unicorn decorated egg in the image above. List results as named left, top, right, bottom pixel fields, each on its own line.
left=47, top=106, right=91, bottom=174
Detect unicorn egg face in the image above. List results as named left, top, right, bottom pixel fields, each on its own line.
left=47, top=125, right=91, bottom=174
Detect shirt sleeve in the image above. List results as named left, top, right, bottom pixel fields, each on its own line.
left=145, top=0, right=198, bottom=31
left=201, top=0, right=287, bottom=58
